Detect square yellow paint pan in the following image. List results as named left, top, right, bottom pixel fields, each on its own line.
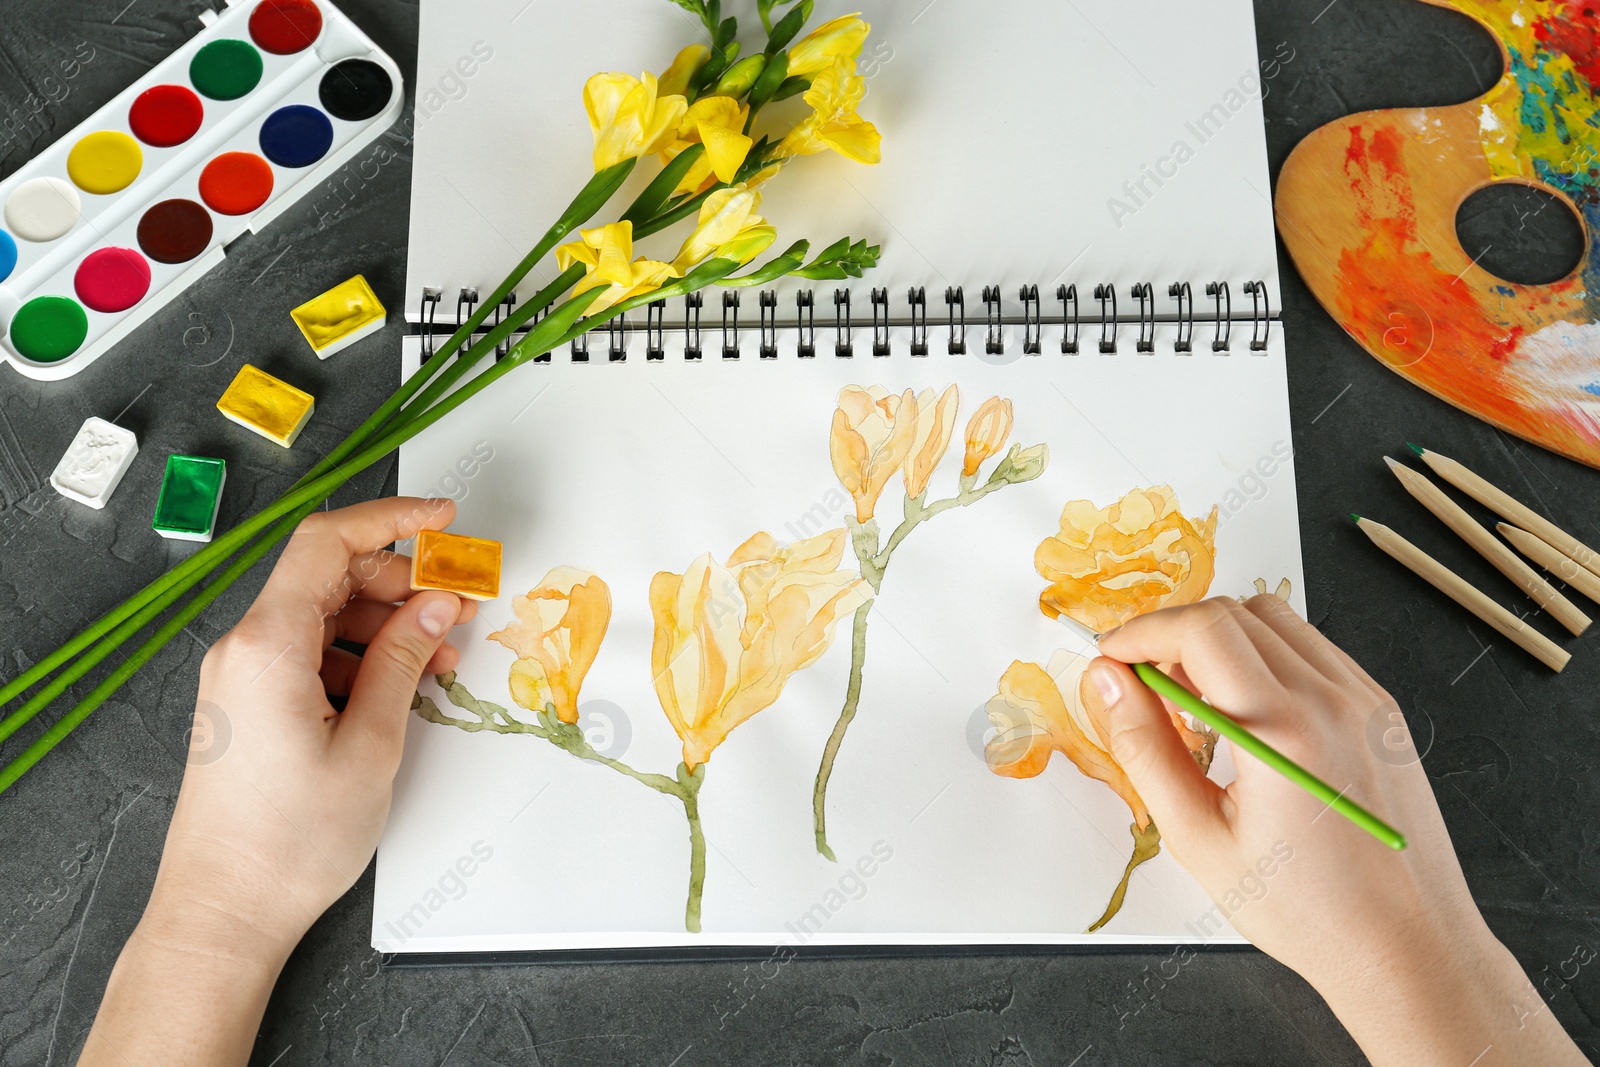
left=410, top=529, right=502, bottom=601
left=216, top=364, right=315, bottom=447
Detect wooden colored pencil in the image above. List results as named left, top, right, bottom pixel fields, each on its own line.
left=1385, top=457, right=1591, bottom=636
left=1353, top=516, right=1570, bottom=673
left=1411, top=444, right=1600, bottom=581
left=1498, top=523, right=1600, bottom=607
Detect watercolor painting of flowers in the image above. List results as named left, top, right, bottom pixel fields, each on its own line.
left=985, top=486, right=1225, bottom=931
left=416, top=530, right=865, bottom=933
left=812, top=384, right=1049, bottom=860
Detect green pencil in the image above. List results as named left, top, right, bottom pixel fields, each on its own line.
left=1057, top=614, right=1408, bottom=852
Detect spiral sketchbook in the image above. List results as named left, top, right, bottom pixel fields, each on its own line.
left=375, top=0, right=1304, bottom=959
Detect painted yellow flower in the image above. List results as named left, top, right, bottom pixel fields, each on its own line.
left=650, top=530, right=867, bottom=770
left=903, top=385, right=959, bottom=498
left=830, top=385, right=920, bottom=523
left=671, top=185, right=774, bottom=272
left=487, top=567, right=612, bottom=725
left=585, top=71, right=687, bottom=171
left=661, top=96, right=754, bottom=194
left=776, top=57, right=881, bottom=165
left=1035, top=485, right=1218, bottom=634
left=786, top=14, right=870, bottom=77
left=961, top=396, right=1013, bottom=477
left=986, top=649, right=1149, bottom=828
left=657, top=44, right=709, bottom=98
left=555, top=221, right=681, bottom=315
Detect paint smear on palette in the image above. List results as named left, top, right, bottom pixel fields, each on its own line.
left=1277, top=0, right=1600, bottom=466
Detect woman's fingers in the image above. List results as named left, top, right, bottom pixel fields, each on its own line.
left=325, top=595, right=478, bottom=648
left=1100, top=599, right=1287, bottom=717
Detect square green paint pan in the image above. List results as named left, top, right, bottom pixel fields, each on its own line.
left=0, top=0, right=403, bottom=381
left=152, top=454, right=226, bottom=543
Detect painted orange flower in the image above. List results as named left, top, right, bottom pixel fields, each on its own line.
left=487, top=568, right=612, bottom=725
left=904, top=385, right=959, bottom=498
left=961, top=396, right=1014, bottom=478
left=651, top=530, right=867, bottom=770
left=829, top=385, right=920, bottom=522
left=986, top=650, right=1149, bottom=827
left=1036, top=485, right=1218, bottom=634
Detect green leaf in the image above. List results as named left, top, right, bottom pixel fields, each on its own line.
left=765, top=0, right=812, bottom=53
left=772, top=75, right=812, bottom=102
left=622, top=143, right=705, bottom=225
left=747, top=50, right=789, bottom=108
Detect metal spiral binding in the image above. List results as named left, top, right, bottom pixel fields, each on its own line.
left=684, top=291, right=703, bottom=360
left=908, top=287, right=928, bottom=356
left=946, top=286, right=967, bottom=354
left=721, top=291, right=739, bottom=360
left=418, top=286, right=441, bottom=357
left=834, top=289, right=853, bottom=358
left=1094, top=283, right=1118, bottom=353
left=982, top=285, right=1003, bottom=354
left=1020, top=285, right=1041, bottom=354
left=759, top=291, right=778, bottom=359
left=871, top=288, right=891, bottom=356
left=1244, top=280, right=1271, bottom=351
left=1206, top=282, right=1231, bottom=352
left=796, top=290, right=815, bottom=358
left=1057, top=284, right=1079, bottom=354
left=646, top=299, right=666, bottom=360
left=492, top=293, right=517, bottom=361
left=410, top=277, right=1273, bottom=362
left=1132, top=282, right=1155, bottom=353
left=1170, top=282, right=1194, bottom=353
left=607, top=311, right=627, bottom=362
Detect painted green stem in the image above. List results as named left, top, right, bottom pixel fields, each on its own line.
left=1087, top=821, right=1163, bottom=933
left=417, top=674, right=709, bottom=932
left=811, top=600, right=872, bottom=863
left=811, top=453, right=1048, bottom=859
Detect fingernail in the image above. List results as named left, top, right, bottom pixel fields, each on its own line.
left=1089, top=665, right=1122, bottom=705
left=417, top=598, right=457, bottom=638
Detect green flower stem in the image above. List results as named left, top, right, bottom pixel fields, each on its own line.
left=0, top=162, right=635, bottom=721
left=811, top=600, right=871, bottom=863
left=812, top=457, right=1048, bottom=859
left=0, top=502, right=318, bottom=794
left=417, top=675, right=709, bottom=933
left=1087, top=821, right=1163, bottom=933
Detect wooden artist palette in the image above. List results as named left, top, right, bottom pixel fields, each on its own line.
left=1276, top=0, right=1600, bottom=468
left=0, top=0, right=402, bottom=381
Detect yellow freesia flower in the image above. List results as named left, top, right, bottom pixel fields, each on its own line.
left=902, top=384, right=959, bottom=498
left=585, top=71, right=687, bottom=172
left=671, top=185, right=773, bottom=271
left=650, top=530, right=866, bottom=770
left=830, top=385, right=920, bottom=523
left=486, top=567, right=612, bottom=725
left=658, top=44, right=709, bottom=98
left=777, top=56, right=881, bottom=165
left=555, top=221, right=681, bottom=315
left=786, top=14, right=870, bottom=77
left=661, top=96, right=754, bottom=194
left=1035, top=485, right=1218, bottom=633
left=961, top=396, right=1013, bottom=477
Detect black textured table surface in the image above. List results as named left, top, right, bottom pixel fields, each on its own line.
left=1, top=1, right=1596, bottom=1064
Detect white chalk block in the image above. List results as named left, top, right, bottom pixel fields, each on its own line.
left=50, top=417, right=138, bottom=509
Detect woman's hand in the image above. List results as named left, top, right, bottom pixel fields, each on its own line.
left=79, top=497, right=475, bottom=1066
left=1092, top=595, right=1585, bottom=1067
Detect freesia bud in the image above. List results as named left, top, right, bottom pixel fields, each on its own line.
left=715, top=55, right=767, bottom=99
left=961, top=396, right=1014, bottom=477
left=1002, top=442, right=1050, bottom=483
left=658, top=45, right=710, bottom=98
left=786, top=14, right=869, bottom=77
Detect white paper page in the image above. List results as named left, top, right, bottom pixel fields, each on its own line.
left=402, top=0, right=1283, bottom=324
left=378, top=325, right=1303, bottom=953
